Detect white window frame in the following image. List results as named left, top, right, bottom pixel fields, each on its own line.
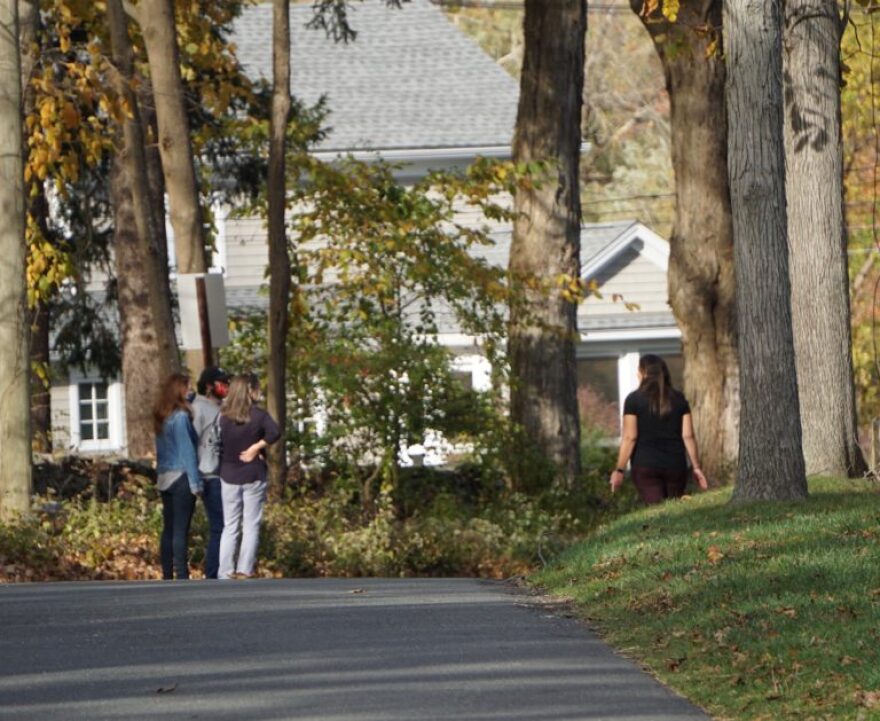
left=68, top=374, right=124, bottom=453
left=450, top=354, right=493, bottom=393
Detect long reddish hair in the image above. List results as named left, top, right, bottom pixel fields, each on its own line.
left=153, top=373, right=192, bottom=434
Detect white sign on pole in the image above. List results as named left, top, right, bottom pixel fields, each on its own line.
left=177, top=273, right=230, bottom=350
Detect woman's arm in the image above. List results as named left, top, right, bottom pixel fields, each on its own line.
left=239, top=411, right=281, bottom=463
left=262, top=411, right=281, bottom=446
left=610, top=414, right=638, bottom=493
left=682, top=413, right=708, bottom=490
left=175, top=413, right=204, bottom=495
left=239, top=438, right=268, bottom=463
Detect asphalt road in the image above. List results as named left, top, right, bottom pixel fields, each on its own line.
left=0, top=579, right=712, bottom=721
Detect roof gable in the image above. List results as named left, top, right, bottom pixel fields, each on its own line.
left=472, top=220, right=650, bottom=272
left=232, top=1, right=519, bottom=153
left=580, top=221, right=669, bottom=280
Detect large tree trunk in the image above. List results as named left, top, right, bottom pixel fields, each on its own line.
left=508, top=0, right=586, bottom=491
left=0, top=0, right=32, bottom=518
left=266, top=0, right=291, bottom=491
left=630, top=0, right=738, bottom=483
left=129, top=0, right=207, bottom=277
left=724, top=0, right=807, bottom=500
left=108, top=0, right=179, bottom=459
left=139, top=91, right=174, bottom=300
left=783, top=0, right=866, bottom=477
left=19, top=0, right=50, bottom=454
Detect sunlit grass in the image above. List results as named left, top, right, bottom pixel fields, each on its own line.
left=533, top=478, right=880, bottom=721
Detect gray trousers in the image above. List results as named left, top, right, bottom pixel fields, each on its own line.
left=218, top=479, right=267, bottom=578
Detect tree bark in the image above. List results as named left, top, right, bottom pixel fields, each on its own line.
left=29, top=301, right=50, bottom=452
left=129, top=0, right=207, bottom=277
left=508, top=0, right=585, bottom=491
left=0, top=0, right=33, bottom=518
left=19, top=0, right=50, bottom=454
left=108, top=0, right=179, bottom=459
left=724, top=0, right=807, bottom=500
left=266, top=0, right=291, bottom=491
left=630, top=0, right=739, bottom=483
left=138, top=90, right=174, bottom=303
left=783, top=0, right=866, bottom=477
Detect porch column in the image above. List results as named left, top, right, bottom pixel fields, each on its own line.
left=617, top=351, right=641, bottom=420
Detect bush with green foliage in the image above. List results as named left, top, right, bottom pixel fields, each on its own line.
left=3, top=432, right=621, bottom=582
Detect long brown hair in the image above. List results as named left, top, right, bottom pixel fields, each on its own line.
left=153, top=373, right=192, bottom=434
left=638, top=354, right=674, bottom=416
left=221, top=374, right=255, bottom=424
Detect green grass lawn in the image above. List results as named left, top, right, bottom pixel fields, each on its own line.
left=533, top=477, right=880, bottom=721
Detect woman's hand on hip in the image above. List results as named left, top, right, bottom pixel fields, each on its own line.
left=239, top=443, right=262, bottom=463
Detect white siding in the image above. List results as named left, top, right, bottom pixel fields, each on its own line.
left=222, top=195, right=513, bottom=291
left=83, top=261, right=113, bottom=294
left=224, top=216, right=269, bottom=288
left=450, top=192, right=512, bottom=232
left=580, top=244, right=670, bottom=317
left=50, top=379, right=72, bottom=452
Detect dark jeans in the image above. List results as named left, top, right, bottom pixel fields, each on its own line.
left=201, top=476, right=224, bottom=579
left=631, top=466, right=688, bottom=505
left=160, top=475, right=196, bottom=580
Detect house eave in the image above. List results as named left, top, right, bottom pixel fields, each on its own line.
left=311, top=144, right=513, bottom=164
left=310, top=144, right=513, bottom=181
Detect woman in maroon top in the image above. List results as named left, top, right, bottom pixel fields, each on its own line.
left=217, top=374, right=281, bottom=579
left=610, top=354, right=708, bottom=504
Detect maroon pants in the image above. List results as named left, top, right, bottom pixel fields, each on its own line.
left=631, top=466, right=688, bottom=505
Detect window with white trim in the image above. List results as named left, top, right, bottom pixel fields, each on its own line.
left=69, top=375, right=123, bottom=453
left=77, top=382, right=110, bottom=442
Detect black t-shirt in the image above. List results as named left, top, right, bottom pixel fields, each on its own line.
left=219, top=407, right=281, bottom=485
left=623, top=388, right=691, bottom=470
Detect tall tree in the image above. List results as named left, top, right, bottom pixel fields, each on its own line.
left=266, top=0, right=292, bottom=490
left=18, top=0, right=49, bottom=453
left=724, top=0, right=807, bottom=500
left=126, top=0, right=208, bottom=278
left=783, top=0, right=866, bottom=477
left=107, top=0, right=180, bottom=458
left=630, top=0, right=738, bottom=482
left=0, top=0, right=32, bottom=518
left=508, top=0, right=586, bottom=491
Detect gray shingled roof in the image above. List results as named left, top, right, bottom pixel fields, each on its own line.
left=232, top=0, right=519, bottom=152
left=477, top=221, right=638, bottom=270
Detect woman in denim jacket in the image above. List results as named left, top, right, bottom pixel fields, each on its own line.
left=153, top=373, right=203, bottom=580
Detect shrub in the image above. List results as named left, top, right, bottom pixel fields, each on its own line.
left=2, top=446, right=637, bottom=583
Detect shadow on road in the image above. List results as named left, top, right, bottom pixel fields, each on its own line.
left=0, top=579, right=710, bottom=721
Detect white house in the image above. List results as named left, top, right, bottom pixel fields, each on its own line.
left=49, top=0, right=681, bottom=455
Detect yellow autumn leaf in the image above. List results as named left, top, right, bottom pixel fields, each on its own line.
left=705, top=35, right=719, bottom=59
left=707, top=545, right=725, bottom=565
left=662, top=0, right=680, bottom=22
left=60, top=102, right=79, bottom=129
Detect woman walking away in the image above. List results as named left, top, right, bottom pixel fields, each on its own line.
left=154, top=373, right=203, bottom=580
left=610, top=354, right=708, bottom=504
left=218, top=375, right=280, bottom=579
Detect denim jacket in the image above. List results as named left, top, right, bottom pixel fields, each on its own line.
left=156, top=409, right=203, bottom=495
